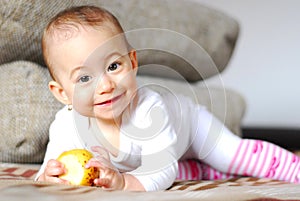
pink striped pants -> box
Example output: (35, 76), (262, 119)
(177, 139), (300, 182)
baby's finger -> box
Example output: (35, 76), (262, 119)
(93, 178), (111, 189)
(86, 157), (111, 168)
(45, 166), (66, 177)
(45, 160), (66, 177)
(91, 146), (110, 159)
(94, 156), (116, 170)
(85, 158), (102, 168)
(45, 176), (70, 185)
(47, 159), (64, 168)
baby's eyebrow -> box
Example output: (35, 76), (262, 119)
(69, 66), (84, 79)
(104, 51), (123, 61)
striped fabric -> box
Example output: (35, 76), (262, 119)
(228, 139), (300, 183)
(177, 160), (235, 181)
(177, 140), (300, 183)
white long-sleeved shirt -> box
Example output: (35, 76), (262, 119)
(36, 87), (241, 191)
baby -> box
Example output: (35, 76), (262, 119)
(36, 5), (300, 191)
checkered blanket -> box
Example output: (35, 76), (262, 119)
(1, 163), (300, 201)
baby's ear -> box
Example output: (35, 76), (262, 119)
(48, 81), (71, 105)
(129, 49), (138, 71)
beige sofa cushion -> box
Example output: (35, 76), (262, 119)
(0, 0), (239, 82)
(0, 61), (63, 163)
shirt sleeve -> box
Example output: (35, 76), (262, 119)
(35, 106), (81, 180)
(127, 114), (178, 191)
(122, 89), (179, 191)
(127, 144), (178, 191)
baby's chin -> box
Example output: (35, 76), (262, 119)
(92, 107), (125, 122)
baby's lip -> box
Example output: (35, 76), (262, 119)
(95, 93), (123, 106)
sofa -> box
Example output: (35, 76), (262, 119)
(1, 0), (300, 200)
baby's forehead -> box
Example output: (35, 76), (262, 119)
(48, 24), (104, 42)
(50, 25), (128, 53)
(49, 25), (128, 60)
(45, 23), (129, 65)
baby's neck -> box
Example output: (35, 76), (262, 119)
(94, 117), (121, 157)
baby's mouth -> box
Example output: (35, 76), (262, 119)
(99, 99), (113, 105)
(96, 94), (123, 106)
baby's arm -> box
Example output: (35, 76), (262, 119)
(35, 106), (79, 181)
(126, 144), (178, 191)
(86, 141), (178, 191)
(86, 146), (145, 191)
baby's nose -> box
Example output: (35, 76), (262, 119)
(96, 74), (115, 95)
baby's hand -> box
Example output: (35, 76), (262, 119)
(86, 146), (125, 190)
(37, 159), (69, 184)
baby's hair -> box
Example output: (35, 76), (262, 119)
(42, 5), (129, 80)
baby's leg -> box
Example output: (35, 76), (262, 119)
(203, 129), (300, 182)
(193, 108), (300, 183)
(202, 129), (300, 182)
(227, 139), (300, 183)
(177, 160), (203, 180)
(177, 160), (237, 180)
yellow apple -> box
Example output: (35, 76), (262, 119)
(57, 149), (99, 186)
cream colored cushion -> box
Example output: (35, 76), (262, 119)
(0, 61), (63, 163)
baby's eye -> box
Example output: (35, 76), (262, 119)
(78, 75), (92, 83)
(107, 62), (120, 72)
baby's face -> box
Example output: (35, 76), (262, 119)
(49, 26), (138, 122)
